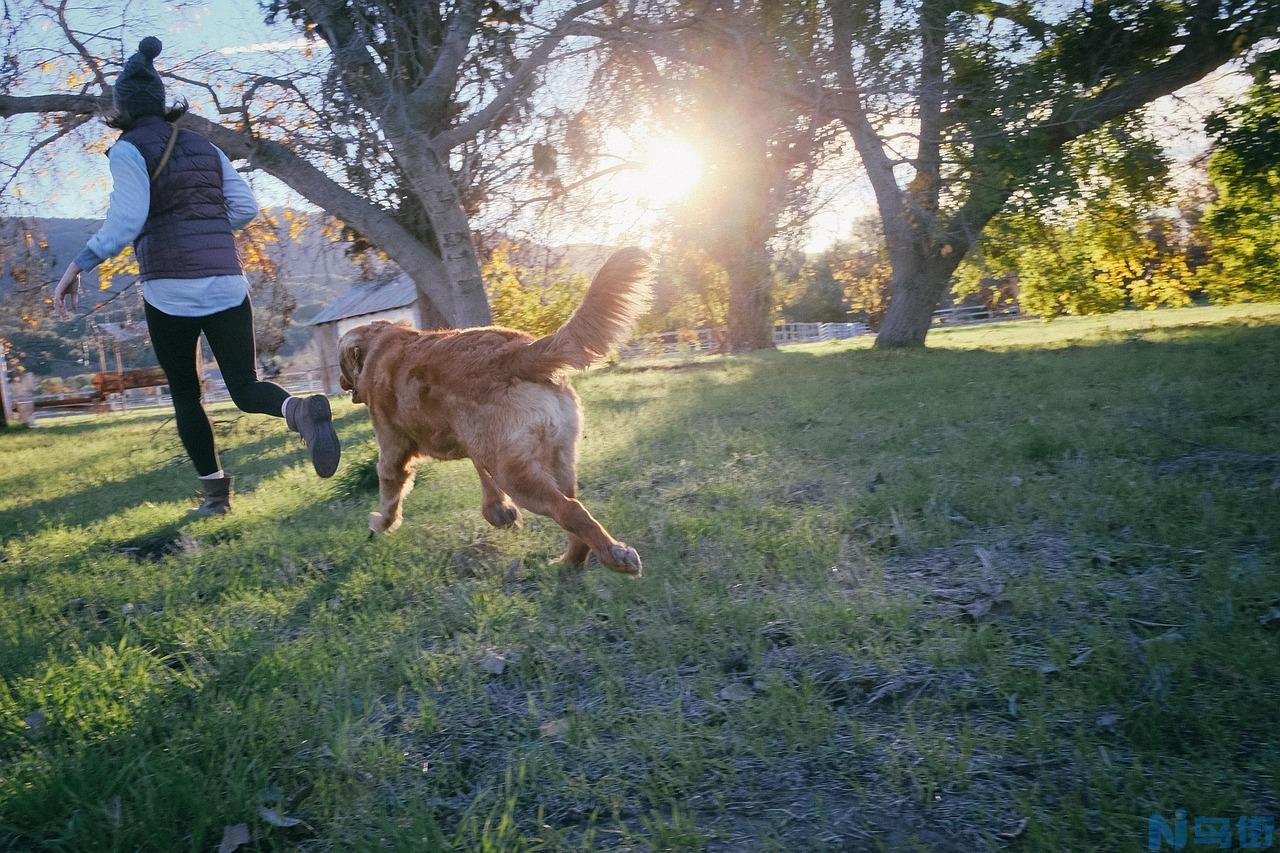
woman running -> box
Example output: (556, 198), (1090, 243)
(51, 37), (340, 515)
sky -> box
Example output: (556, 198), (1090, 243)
(0, 0), (1251, 255)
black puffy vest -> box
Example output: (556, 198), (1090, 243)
(119, 115), (243, 280)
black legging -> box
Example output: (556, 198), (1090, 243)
(144, 296), (290, 476)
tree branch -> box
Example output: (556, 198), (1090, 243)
(958, 0), (1049, 42)
(827, 1), (911, 253)
(0, 112), (92, 197)
(0, 91), (456, 318)
(297, 0), (393, 108)
(51, 0), (109, 91)
(942, 15), (1278, 255)
(431, 0), (608, 152)
(908, 0), (947, 219)
(409, 0), (483, 125)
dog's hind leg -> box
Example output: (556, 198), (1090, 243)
(370, 442), (415, 535)
(550, 447), (589, 567)
(558, 535), (591, 567)
(491, 459), (641, 577)
(474, 463), (522, 529)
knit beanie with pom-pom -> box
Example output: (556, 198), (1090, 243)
(113, 37), (165, 118)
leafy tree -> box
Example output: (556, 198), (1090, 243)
(821, 0), (1280, 347)
(783, 255), (850, 324)
(482, 242), (589, 337)
(956, 206), (1199, 319)
(589, 0), (833, 350)
(1198, 70), (1280, 302)
(634, 245), (729, 351)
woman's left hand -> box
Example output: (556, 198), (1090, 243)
(53, 264), (81, 320)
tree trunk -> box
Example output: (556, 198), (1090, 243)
(392, 134), (492, 328)
(725, 247), (776, 352)
(874, 251), (954, 348)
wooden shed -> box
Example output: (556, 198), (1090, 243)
(308, 274), (423, 394)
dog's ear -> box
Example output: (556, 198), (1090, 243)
(338, 337), (366, 404)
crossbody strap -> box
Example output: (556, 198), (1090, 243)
(150, 119), (182, 182)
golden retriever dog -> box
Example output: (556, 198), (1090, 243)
(338, 247), (651, 576)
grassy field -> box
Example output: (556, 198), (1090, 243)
(1, 303), (1278, 851)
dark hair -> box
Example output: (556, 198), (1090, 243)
(105, 98), (189, 131)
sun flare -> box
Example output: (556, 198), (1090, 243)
(622, 137), (704, 208)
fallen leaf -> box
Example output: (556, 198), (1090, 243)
(717, 683), (753, 702)
(783, 481), (825, 504)
(1070, 648), (1093, 668)
(1095, 712), (1122, 730)
(866, 674), (932, 705)
(760, 619), (798, 647)
(973, 546), (994, 572)
(962, 596), (993, 617)
(965, 598), (994, 620)
(1260, 607), (1280, 628)
(1007, 693), (1018, 718)
(1038, 663), (1060, 675)
(218, 824), (250, 853)
(23, 709), (47, 737)
(104, 795), (121, 827)
(479, 650), (508, 675)
(539, 718), (570, 737)
(999, 818), (1029, 840)
(1008, 475), (1023, 487)
(259, 807), (302, 827)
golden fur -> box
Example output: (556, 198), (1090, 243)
(338, 247), (652, 575)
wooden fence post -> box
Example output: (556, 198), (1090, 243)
(0, 344), (12, 429)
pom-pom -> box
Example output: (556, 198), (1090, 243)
(138, 36), (162, 60)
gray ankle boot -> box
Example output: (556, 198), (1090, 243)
(191, 475), (233, 516)
(285, 395), (341, 478)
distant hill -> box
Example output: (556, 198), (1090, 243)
(1, 214), (615, 315)
(0, 212), (376, 320)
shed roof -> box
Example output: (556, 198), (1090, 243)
(307, 274), (417, 326)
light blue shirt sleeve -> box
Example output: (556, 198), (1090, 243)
(75, 140), (260, 272)
(217, 146), (259, 229)
(74, 142), (149, 272)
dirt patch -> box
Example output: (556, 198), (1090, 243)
(782, 480), (827, 505)
(118, 532), (196, 562)
(1156, 449), (1280, 486)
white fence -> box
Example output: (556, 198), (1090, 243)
(932, 305), (1021, 326)
(20, 306), (1029, 418)
(618, 322), (872, 359)
(25, 368), (330, 418)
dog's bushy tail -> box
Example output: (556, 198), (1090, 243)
(509, 247), (652, 381)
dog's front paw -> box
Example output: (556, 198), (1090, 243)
(482, 499), (522, 529)
(600, 543), (642, 578)
(368, 511), (402, 535)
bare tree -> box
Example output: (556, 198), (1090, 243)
(0, 0), (617, 327)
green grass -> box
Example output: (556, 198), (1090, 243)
(2, 303), (1278, 851)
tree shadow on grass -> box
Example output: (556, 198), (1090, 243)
(0, 513), (378, 850)
(2, 322), (1276, 850)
